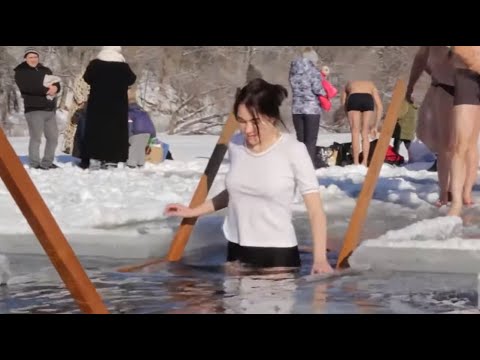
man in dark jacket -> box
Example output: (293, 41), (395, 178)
(14, 47), (61, 169)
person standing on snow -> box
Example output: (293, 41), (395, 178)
(447, 46), (480, 216)
(406, 46), (456, 208)
(289, 47), (326, 165)
(14, 47), (61, 170)
(341, 80), (383, 166)
(82, 46), (136, 170)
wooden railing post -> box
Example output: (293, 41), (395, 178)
(118, 113), (238, 273)
(0, 129), (108, 314)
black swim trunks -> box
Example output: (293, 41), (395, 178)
(454, 68), (480, 106)
(346, 93), (374, 112)
(226, 241), (301, 268)
(432, 82), (455, 97)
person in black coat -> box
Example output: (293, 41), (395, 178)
(83, 46), (136, 169)
(14, 47), (61, 169)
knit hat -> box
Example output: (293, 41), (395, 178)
(24, 47), (39, 58)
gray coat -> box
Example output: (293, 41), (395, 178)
(289, 57), (326, 115)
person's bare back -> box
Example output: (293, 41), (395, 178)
(407, 46), (454, 102)
(346, 80), (377, 95)
(342, 80), (383, 122)
(408, 46), (456, 209)
(427, 46), (455, 85)
(451, 46), (480, 73)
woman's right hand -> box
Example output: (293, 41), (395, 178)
(164, 203), (198, 218)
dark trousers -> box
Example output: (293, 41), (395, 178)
(25, 110), (58, 168)
(72, 117), (90, 168)
(292, 114), (320, 164)
(392, 122), (411, 153)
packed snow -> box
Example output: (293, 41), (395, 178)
(349, 216), (480, 274)
(1, 131), (480, 275)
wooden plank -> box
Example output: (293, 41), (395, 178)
(117, 113), (238, 273)
(0, 129), (108, 314)
(336, 79), (407, 269)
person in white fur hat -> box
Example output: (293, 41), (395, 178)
(96, 46), (125, 62)
(82, 46), (136, 169)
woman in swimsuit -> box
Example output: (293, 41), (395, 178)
(447, 46), (480, 216)
(341, 80), (383, 166)
(406, 46), (456, 208)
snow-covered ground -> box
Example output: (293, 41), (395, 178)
(2, 131), (480, 275)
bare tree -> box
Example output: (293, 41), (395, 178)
(0, 46), (425, 136)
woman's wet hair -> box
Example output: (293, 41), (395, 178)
(233, 78), (288, 133)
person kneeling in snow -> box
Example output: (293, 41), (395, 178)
(71, 101), (90, 169)
(127, 98), (156, 168)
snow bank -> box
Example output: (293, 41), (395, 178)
(350, 217), (480, 274)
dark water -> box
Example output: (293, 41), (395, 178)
(0, 247), (478, 314)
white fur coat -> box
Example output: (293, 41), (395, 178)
(96, 46), (125, 62)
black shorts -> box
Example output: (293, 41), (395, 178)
(226, 241), (301, 268)
(454, 69), (480, 106)
(432, 82), (455, 97)
(346, 93), (374, 112)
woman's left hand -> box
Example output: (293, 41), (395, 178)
(311, 259), (334, 275)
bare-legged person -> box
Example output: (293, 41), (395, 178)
(341, 81), (383, 166)
(406, 46), (456, 207)
(463, 143), (479, 206)
(449, 105), (480, 215)
(347, 110), (361, 165)
(448, 47), (480, 216)
(449, 105), (480, 214)
(436, 150), (453, 206)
